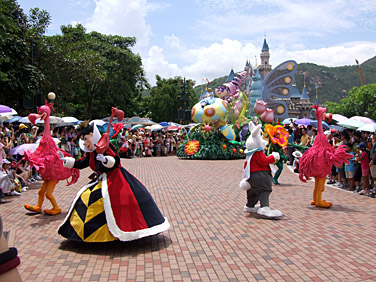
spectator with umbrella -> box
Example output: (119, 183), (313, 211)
(299, 128), (311, 147)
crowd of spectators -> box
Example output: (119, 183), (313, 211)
(286, 122), (376, 197)
(0, 121), (183, 204)
(117, 128), (182, 158)
(2, 119), (376, 203)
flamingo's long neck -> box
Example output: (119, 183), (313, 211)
(44, 114), (51, 137)
(316, 111), (325, 140)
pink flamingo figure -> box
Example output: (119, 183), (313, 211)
(24, 101), (79, 215)
(299, 104), (352, 208)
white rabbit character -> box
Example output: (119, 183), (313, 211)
(239, 121), (282, 219)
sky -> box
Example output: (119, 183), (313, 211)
(17, 0), (376, 86)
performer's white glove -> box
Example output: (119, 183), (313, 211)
(96, 154), (107, 164)
(96, 153), (115, 168)
(271, 152), (280, 161)
(58, 151), (67, 165)
(58, 150), (75, 168)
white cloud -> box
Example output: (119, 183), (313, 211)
(82, 0), (376, 87)
(85, 0), (152, 48)
(143, 38), (259, 85)
(143, 46), (181, 84)
(271, 41), (376, 67)
(143, 37), (376, 86)
(196, 0), (376, 46)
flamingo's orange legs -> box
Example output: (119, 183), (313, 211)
(313, 177), (332, 208)
(25, 180), (61, 215)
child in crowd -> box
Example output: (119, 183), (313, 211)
(292, 151), (302, 173)
(344, 143), (355, 191)
(357, 142), (370, 195)
(0, 159), (20, 196)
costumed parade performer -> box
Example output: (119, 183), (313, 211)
(240, 121), (282, 219)
(299, 104), (352, 208)
(58, 108), (170, 242)
(264, 123), (289, 185)
(24, 102), (80, 215)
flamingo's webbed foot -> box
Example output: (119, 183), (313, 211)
(24, 204), (42, 213)
(315, 200), (332, 208)
(44, 208), (62, 215)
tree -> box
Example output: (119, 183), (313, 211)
(0, 0), (50, 113)
(326, 83), (376, 120)
(37, 24), (147, 119)
(147, 76), (196, 122)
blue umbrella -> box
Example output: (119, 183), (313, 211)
(310, 120), (329, 130)
(159, 122), (169, 127)
(8, 116), (21, 123)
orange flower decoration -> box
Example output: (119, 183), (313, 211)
(264, 124), (289, 147)
(184, 140), (200, 156)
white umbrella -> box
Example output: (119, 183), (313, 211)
(338, 119), (365, 129)
(0, 115), (13, 122)
(62, 116), (79, 124)
(145, 126), (152, 130)
(350, 116), (375, 124)
(36, 138), (61, 145)
(332, 114), (348, 123)
(356, 123), (376, 133)
(9, 143), (38, 155)
(35, 116), (64, 124)
(18, 116), (31, 123)
(89, 119), (106, 126)
(18, 116), (64, 124)
(150, 124), (163, 131)
(282, 118), (297, 125)
(167, 122), (181, 127)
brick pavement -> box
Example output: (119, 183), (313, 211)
(1, 156), (376, 282)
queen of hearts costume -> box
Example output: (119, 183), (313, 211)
(58, 123), (170, 242)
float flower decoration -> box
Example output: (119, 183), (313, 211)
(264, 124), (289, 147)
(253, 99), (267, 115)
(184, 140), (200, 156)
(260, 108), (275, 123)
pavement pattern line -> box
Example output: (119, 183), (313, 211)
(1, 156), (375, 282)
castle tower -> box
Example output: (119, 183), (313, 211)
(259, 36), (272, 79)
(225, 68), (236, 82)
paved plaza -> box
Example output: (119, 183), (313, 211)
(1, 156), (376, 281)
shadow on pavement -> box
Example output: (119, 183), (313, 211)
(305, 205), (360, 213)
(58, 234), (172, 256)
(28, 212), (69, 227)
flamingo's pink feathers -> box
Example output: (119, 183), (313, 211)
(299, 105), (352, 182)
(25, 105), (79, 185)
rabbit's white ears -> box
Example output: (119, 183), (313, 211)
(251, 124), (262, 138)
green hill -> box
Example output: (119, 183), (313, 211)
(194, 56), (376, 104)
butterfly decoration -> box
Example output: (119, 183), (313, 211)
(261, 60), (297, 120)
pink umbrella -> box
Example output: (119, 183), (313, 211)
(350, 116), (375, 124)
(166, 126), (180, 131)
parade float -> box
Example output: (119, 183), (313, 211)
(176, 70), (249, 159)
(177, 60), (298, 160)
